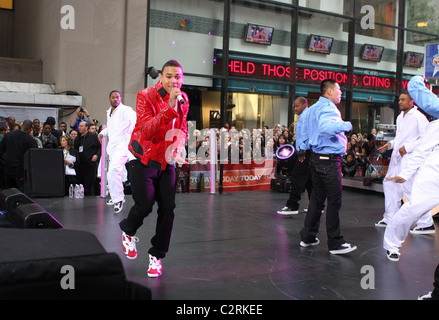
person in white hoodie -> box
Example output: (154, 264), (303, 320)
(383, 76), (438, 262)
(99, 90), (137, 213)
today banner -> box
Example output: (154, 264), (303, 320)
(179, 160), (276, 192)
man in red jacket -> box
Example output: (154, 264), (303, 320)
(119, 60), (189, 278)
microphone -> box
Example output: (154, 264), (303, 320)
(177, 94), (185, 104)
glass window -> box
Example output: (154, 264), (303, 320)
(149, 0), (224, 84)
(343, 0), (397, 40)
(226, 0), (293, 130)
(406, 0), (439, 45)
(297, 11), (350, 118)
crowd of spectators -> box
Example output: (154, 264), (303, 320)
(341, 129), (391, 181)
(185, 123), (295, 163)
(0, 110), (103, 195)
(185, 122), (390, 184)
(1, 112), (391, 196)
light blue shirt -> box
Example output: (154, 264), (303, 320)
(408, 75), (439, 119)
(303, 96), (352, 155)
(295, 107), (309, 152)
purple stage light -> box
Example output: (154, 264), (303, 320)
(276, 144), (295, 160)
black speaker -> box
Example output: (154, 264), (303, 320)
(0, 229), (151, 300)
(0, 188), (35, 228)
(0, 188), (34, 215)
(0, 188), (63, 229)
(13, 203), (63, 229)
(24, 148), (65, 197)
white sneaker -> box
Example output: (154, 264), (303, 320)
(410, 225), (436, 235)
(147, 254), (162, 278)
(386, 250), (400, 262)
(277, 206), (299, 215)
(114, 200), (125, 213)
(300, 238), (320, 247)
(329, 243), (357, 255)
(375, 219), (387, 227)
(106, 199), (114, 206)
(418, 291), (433, 300)
(122, 232), (138, 260)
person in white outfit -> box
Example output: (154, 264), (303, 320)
(405, 76), (439, 299)
(383, 76), (438, 262)
(375, 92), (429, 228)
(99, 90), (137, 213)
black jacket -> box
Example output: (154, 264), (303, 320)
(74, 132), (101, 164)
(39, 133), (59, 149)
(0, 130), (38, 178)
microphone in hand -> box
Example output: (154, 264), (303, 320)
(177, 94), (185, 104)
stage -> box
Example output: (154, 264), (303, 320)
(14, 188), (439, 300)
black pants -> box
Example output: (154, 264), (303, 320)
(76, 162), (98, 196)
(286, 152), (312, 210)
(64, 175), (77, 196)
(119, 160), (176, 259)
(300, 153), (345, 250)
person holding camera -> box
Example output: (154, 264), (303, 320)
(70, 107), (92, 131)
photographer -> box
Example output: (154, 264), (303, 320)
(70, 107), (92, 131)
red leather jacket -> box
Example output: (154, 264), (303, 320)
(129, 81), (189, 170)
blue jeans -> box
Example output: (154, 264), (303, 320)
(300, 153), (345, 250)
(119, 160), (176, 259)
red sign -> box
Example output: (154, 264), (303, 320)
(221, 162), (275, 191)
(179, 160), (276, 192)
(219, 59), (410, 91)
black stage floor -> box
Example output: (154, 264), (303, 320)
(30, 188), (438, 300)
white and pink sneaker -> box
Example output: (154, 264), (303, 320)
(147, 254), (162, 278)
(122, 232), (138, 260)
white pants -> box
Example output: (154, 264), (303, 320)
(107, 147), (130, 203)
(383, 151), (438, 253)
(382, 176), (412, 223)
(382, 154), (430, 226)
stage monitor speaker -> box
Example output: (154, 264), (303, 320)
(0, 229), (151, 300)
(0, 188), (62, 229)
(24, 148), (65, 197)
(12, 203), (63, 229)
(0, 188), (34, 228)
(0, 188), (34, 219)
